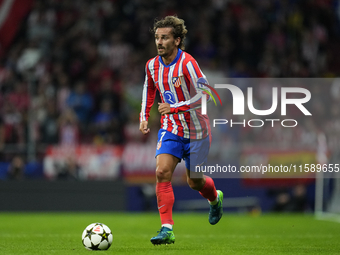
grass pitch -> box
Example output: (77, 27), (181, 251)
(0, 212), (339, 255)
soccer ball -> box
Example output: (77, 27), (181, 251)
(82, 223), (113, 250)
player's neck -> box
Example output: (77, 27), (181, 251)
(162, 48), (178, 65)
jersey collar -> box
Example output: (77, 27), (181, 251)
(159, 49), (182, 67)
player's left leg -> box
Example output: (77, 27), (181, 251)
(185, 135), (223, 225)
(186, 170), (223, 225)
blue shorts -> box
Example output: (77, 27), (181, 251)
(155, 129), (210, 170)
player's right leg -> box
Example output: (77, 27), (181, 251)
(150, 226), (175, 245)
(151, 130), (184, 245)
(151, 153), (179, 245)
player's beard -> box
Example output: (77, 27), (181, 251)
(157, 42), (176, 58)
(157, 46), (167, 57)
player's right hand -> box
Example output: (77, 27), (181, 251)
(139, 121), (150, 135)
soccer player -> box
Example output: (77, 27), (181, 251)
(139, 16), (223, 245)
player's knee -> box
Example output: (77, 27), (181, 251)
(156, 167), (172, 182)
(187, 177), (205, 191)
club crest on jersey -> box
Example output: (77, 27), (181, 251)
(172, 76), (183, 88)
(164, 91), (176, 104)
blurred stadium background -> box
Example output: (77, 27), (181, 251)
(0, 0), (340, 218)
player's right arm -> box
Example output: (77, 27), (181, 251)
(139, 120), (150, 135)
(139, 60), (156, 135)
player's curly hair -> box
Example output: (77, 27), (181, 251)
(153, 15), (188, 50)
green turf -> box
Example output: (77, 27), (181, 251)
(0, 212), (339, 254)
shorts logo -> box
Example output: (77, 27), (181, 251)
(157, 131), (166, 150)
(157, 141), (162, 150)
(164, 91), (176, 104)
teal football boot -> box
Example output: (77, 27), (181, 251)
(150, 227), (175, 245)
(209, 190), (223, 225)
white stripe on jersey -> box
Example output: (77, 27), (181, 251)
(186, 61), (203, 139)
(167, 64), (179, 135)
(177, 53), (190, 138)
(140, 73), (148, 121)
(178, 113), (189, 138)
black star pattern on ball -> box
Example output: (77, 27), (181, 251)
(101, 230), (109, 242)
(91, 244), (101, 250)
(85, 228), (95, 238)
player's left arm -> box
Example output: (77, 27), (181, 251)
(168, 60), (212, 114)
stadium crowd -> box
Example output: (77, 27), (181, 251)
(0, 0), (339, 164)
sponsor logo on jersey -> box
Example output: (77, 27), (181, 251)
(164, 91), (176, 104)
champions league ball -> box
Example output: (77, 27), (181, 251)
(82, 223), (113, 250)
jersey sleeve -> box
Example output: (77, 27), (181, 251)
(169, 59), (211, 114)
(140, 61), (156, 122)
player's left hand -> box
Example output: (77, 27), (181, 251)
(158, 102), (171, 115)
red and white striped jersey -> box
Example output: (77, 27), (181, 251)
(140, 49), (211, 139)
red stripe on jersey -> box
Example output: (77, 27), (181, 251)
(153, 57), (160, 99)
(162, 66), (170, 92)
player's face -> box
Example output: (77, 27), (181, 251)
(155, 28), (180, 58)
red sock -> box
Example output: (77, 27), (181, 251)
(156, 182), (174, 225)
(199, 176), (218, 202)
